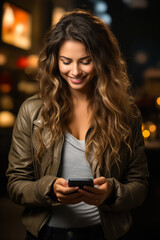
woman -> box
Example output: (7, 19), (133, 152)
(7, 9), (149, 240)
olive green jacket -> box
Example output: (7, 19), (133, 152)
(6, 95), (149, 240)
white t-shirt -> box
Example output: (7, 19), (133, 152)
(48, 132), (101, 228)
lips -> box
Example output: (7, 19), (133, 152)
(68, 75), (87, 84)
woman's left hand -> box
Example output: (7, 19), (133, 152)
(78, 177), (113, 206)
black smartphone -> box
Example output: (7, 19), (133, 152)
(68, 178), (94, 188)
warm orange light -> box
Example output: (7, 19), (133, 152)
(2, 3), (31, 49)
(142, 129), (150, 138)
(52, 7), (65, 25)
(0, 83), (12, 93)
(27, 55), (38, 68)
(0, 111), (15, 127)
(149, 124), (156, 133)
(17, 80), (38, 94)
(156, 97), (160, 106)
(0, 95), (14, 110)
(3, 4), (14, 27)
(0, 53), (7, 65)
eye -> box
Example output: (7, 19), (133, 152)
(61, 60), (71, 65)
(80, 60), (92, 65)
(63, 62), (71, 65)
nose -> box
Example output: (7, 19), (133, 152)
(71, 63), (81, 76)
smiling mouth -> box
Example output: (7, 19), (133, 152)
(68, 75), (87, 84)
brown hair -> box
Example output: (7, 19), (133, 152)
(36, 9), (137, 170)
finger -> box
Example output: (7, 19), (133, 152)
(78, 187), (107, 203)
(82, 185), (100, 194)
(57, 191), (83, 201)
(93, 177), (107, 186)
(54, 178), (68, 195)
(62, 186), (79, 195)
(55, 178), (68, 187)
(56, 185), (79, 195)
(78, 188), (97, 199)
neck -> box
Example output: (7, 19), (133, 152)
(70, 87), (93, 104)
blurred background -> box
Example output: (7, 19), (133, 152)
(0, 0), (160, 239)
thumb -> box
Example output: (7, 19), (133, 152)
(94, 177), (106, 186)
(56, 178), (68, 187)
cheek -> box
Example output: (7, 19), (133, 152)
(59, 63), (69, 74)
(86, 65), (95, 76)
(84, 62), (95, 72)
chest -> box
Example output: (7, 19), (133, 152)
(68, 104), (92, 140)
(58, 133), (93, 179)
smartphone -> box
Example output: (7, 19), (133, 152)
(68, 178), (94, 188)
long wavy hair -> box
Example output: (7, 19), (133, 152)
(36, 9), (137, 170)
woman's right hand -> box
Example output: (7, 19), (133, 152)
(53, 178), (84, 204)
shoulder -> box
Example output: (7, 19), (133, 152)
(17, 94), (44, 122)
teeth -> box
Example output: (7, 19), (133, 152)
(70, 77), (83, 81)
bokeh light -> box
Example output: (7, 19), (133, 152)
(142, 129), (150, 139)
(0, 111), (15, 127)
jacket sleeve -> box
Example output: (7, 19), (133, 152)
(100, 114), (149, 212)
(6, 99), (58, 208)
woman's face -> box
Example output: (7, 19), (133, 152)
(58, 40), (95, 94)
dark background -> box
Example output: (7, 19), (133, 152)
(0, 0), (160, 239)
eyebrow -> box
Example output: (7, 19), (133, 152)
(59, 56), (91, 60)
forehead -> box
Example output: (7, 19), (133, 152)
(59, 40), (89, 58)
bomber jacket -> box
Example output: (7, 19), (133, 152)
(6, 95), (149, 240)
